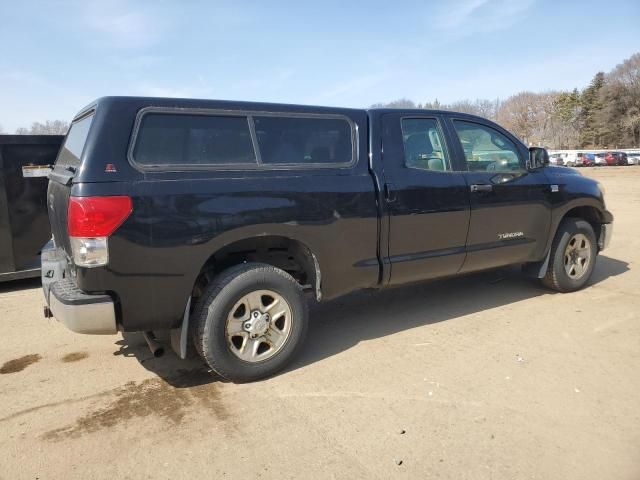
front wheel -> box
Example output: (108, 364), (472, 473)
(541, 218), (597, 292)
(192, 263), (308, 382)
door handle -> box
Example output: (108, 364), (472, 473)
(384, 183), (396, 202)
(470, 184), (493, 193)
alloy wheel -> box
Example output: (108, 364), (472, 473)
(225, 290), (292, 363)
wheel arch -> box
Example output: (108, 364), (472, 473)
(561, 205), (605, 239)
(548, 200), (609, 252)
(527, 201), (608, 279)
(191, 235), (322, 303)
(170, 234), (321, 360)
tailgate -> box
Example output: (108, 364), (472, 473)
(47, 179), (73, 256)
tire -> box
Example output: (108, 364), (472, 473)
(191, 262), (308, 382)
(541, 218), (597, 292)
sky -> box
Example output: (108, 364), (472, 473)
(0, 0), (639, 132)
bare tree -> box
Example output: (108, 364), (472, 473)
(447, 100), (481, 115)
(529, 91), (562, 146)
(495, 92), (538, 143)
(597, 53), (640, 146)
(15, 120), (69, 135)
(370, 98), (418, 109)
(474, 99), (501, 120)
(421, 99), (443, 110)
(392, 98), (500, 119)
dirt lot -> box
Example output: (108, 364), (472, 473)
(1, 167), (639, 480)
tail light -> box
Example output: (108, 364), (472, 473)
(68, 196), (132, 267)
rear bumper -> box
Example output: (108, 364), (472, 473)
(42, 241), (117, 335)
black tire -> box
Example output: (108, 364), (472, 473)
(541, 218), (597, 292)
(191, 262), (308, 382)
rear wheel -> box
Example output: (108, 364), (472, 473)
(192, 263), (308, 382)
(542, 218), (597, 292)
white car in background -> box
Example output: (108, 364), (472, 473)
(594, 153), (607, 166)
(549, 153), (565, 166)
(627, 152), (640, 165)
(564, 152), (580, 167)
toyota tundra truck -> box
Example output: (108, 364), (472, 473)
(41, 97), (613, 382)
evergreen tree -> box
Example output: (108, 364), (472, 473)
(579, 72), (605, 147)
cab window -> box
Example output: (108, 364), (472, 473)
(401, 118), (450, 171)
(452, 120), (524, 172)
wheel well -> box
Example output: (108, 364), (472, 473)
(563, 206), (603, 238)
(192, 236), (320, 301)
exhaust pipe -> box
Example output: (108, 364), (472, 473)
(142, 331), (164, 358)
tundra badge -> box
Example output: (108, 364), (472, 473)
(498, 232), (524, 240)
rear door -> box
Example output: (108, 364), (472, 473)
(445, 116), (552, 272)
(381, 113), (470, 285)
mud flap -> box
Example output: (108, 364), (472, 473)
(522, 249), (551, 279)
(170, 297), (191, 359)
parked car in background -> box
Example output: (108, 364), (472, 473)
(581, 153), (596, 167)
(626, 152), (640, 165)
(549, 153), (565, 166)
(605, 151), (628, 166)
(564, 152), (581, 167)
(594, 153), (607, 166)
(619, 152), (629, 165)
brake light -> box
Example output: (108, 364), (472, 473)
(68, 196), (132, 237)
(67, 196), (132, 268)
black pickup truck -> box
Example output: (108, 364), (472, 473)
(42, 97), (613, 382)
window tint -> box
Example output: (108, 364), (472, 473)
(453, 120), (523, 172)
(133, 113), (256, 167)
(401, 118), (450, 171)
(253, 116), (352, 165)
(56, 114), (94, 168)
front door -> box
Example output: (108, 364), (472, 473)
(381, 113), (470, 285)
(445, 117), (552, 272)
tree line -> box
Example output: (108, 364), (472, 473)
(14, 120), (70, 135)
(0, 119), (69, 135)
(373, 52), (640, 149)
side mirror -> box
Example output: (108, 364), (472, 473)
(528, 147), (549, 169)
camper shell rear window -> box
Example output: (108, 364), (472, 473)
(56, 113), (94, 169)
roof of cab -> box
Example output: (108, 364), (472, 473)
(366, 107), (491, 122)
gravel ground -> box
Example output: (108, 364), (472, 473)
(1, 166), (639, 480)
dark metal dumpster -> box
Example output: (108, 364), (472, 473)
(0, 135), (64, 282)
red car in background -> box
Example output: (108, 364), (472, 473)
(581, 153), (596, 166)
(605, 152), (628, 166)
